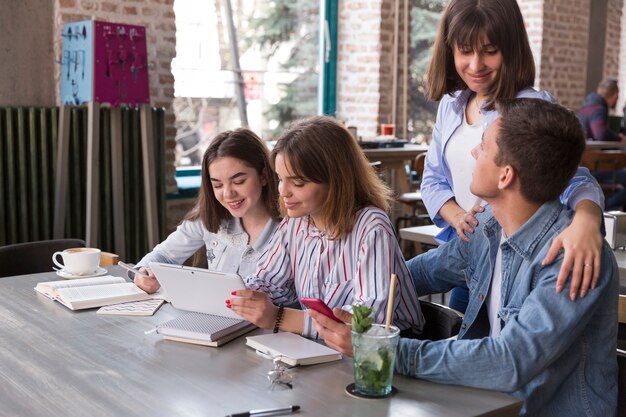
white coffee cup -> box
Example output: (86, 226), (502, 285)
(52, 248), (101, 275)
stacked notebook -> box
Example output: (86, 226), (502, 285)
(156, 311), (256, 347)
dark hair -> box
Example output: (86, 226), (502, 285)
(270, 116), (392, 239)
(597, 78), (619, 97)
(186, 128), (280, 232)
(494, 98), (585, 203)
(426, 0), (535, 110)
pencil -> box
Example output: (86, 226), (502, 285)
(386, 273), (397, 330)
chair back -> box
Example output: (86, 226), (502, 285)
(581, 150), (626, 172)
(418, 300), (463, 340)
(0, 239), (85, 278)
(413, 153), (426, 179)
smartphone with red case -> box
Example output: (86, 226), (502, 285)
(301, 298), (343, 322)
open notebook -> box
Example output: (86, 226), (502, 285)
(156, 311), (256, 347)
(34, 276), (160, 310)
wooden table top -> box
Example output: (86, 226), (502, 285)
(0, 267), (522, 417)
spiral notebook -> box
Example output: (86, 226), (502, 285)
(155, 311), (256, 347)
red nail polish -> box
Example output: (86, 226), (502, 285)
(225, 300), (231, 305)
(231, 291), (237, 295)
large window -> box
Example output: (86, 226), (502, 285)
(407, 0), (446, 142)
(172, 0), (321, 166)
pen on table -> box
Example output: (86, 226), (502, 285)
(225, 405), (300, 417)
(117, 261), (149, 279)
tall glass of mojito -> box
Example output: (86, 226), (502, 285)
(351, 324), (400, 397)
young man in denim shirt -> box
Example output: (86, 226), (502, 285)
(402, 99), (618, 416)
(311, 99), (618, 416)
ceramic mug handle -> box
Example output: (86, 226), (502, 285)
(52, 251), (65, 270)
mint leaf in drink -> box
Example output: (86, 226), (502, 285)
(352, 305), (374, 333)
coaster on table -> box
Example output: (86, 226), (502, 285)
(344, 383), (397, 399)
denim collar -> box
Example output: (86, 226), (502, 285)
(483, 200), (564, 260)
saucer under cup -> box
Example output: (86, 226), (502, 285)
(56, 266), (108, 279)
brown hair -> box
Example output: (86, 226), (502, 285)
(426, 0), (535, 110)
(186, 128), (280, 232)
(270, 116), (393, 239)
(494, 98), (585, 203)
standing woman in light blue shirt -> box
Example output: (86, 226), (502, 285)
(420, 0), (604, 311)
(132, 129), (281, 293)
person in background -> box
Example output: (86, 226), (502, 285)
(579, 79), (626, 210)
(420, 0), (605, 312)
(578, 78), (625, 142)
(132, 129), (281, 293)
(227, 116), (424, 339)
(311, 99), (618, 416)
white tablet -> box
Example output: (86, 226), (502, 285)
(149, 262), (245, 319)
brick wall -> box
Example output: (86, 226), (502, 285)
(518, 0), (545, 89)
(53, 0), (177, 193)
(520, 0), (624, 111)
(619, 1), (626, 112)
(604, 0), (624, 80)
(336, 0), (408, 139)
(535, 0), (590, 109)
(336, 0), (383, 138)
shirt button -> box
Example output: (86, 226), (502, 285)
(211, 241), (218, 247)
(461, 323), (467, 329)
(479, 293), (484, 301)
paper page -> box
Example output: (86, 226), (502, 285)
(58, 283), (145, 301)
(97, 299), (165, 316)
(55, 283), (150, 309)
(34, 275), (126, 298)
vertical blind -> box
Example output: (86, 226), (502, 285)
(0, 106), (166, 262)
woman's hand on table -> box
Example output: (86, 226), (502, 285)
(310, 308), (354, 356)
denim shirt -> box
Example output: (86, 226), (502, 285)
(421, 88), (605, 242)
(400, 201), (618, 416)
(136, 217), (279, 278)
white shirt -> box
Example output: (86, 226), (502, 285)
(444, 114), (483, 211)
(136, 217), (279, 278)
(487, 232), (507, 337)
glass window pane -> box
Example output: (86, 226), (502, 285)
(172, 0), (320, 166)
(408, 0), (446, 143)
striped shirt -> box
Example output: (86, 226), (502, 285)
(245, 206), (424, 337)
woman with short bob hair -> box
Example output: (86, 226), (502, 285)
(227, 116), (424, 339)
(420, 0), (605, 312)
(132, 128), (281, 294)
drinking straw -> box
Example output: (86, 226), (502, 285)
(385, 273), (397, 330)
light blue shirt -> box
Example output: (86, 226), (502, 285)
(136, 217), (279, 278)
(400, 201), (618, 416)
(421, 88), (605, 242)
